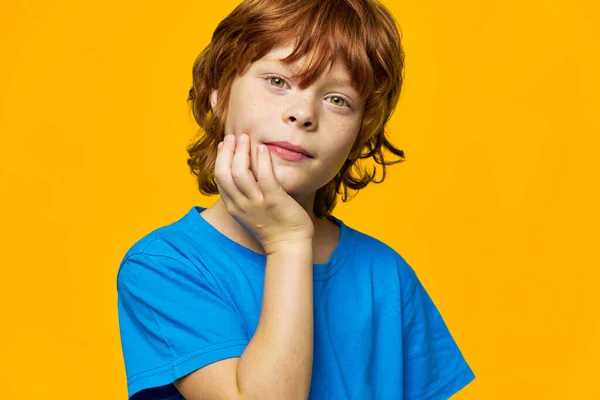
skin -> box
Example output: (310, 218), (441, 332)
(201, 44), (366, 262)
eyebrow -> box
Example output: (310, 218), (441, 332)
(259, 58), (354, 88)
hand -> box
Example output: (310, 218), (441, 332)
(214, 133), (314, 255)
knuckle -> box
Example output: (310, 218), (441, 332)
(256, 170), (268, 180)
(262, 196), (277, 209)
(226, 202), (239, 215)
(230, 202), (248, 217)
(231, 165), (247, 180)
(231, 168), (244, 180)
(214, 169), (226, 181)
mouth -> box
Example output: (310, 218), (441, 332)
(263, 141), (314, 162)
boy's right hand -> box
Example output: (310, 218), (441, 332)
(214, 133), (315, 255)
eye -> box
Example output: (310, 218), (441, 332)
(265, 74), (288, 88)
(327, 96), (349, 108)
(264, 74), (351, 109)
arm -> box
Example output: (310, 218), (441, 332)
(174, 243), (314, 400)
(237, 242), (314, 399)
(174, 133), (316, 399)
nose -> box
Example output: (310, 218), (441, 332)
(284, 97), (318, 131)
(288, 115), (311, 127)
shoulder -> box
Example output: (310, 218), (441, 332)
(346, 225), (412, 267)
(121, 213), (191, 260)
(342, 223), (419, 289)
(116, 211), (205, 285)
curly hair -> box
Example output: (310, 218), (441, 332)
(187, 0), (406, 218)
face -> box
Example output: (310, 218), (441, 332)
(210, 45), (365, 200)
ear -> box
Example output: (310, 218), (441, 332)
(210, 89), (218, 111)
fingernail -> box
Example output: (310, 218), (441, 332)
(218, 141), (223, 149)
(237, 134), (245, 144)
(225, 135), (234, 142)
(258, 144), (266, 153)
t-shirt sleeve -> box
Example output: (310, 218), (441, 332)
(117, 252), (250, 399)
(400, 263), (475, 400)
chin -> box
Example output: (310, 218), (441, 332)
(273, 168), (312, 196)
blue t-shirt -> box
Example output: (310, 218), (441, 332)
(117, 205), (475, 399)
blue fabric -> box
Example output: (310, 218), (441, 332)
(117, 206), (475, 399)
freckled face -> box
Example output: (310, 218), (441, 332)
(211, 45), (365, 197)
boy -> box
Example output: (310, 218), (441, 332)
(117, 0), (475, 399)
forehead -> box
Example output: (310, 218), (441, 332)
(256, 45), (353, 86)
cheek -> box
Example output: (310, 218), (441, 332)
(229, 96), (269, 135)
(327, 132), (357, 159)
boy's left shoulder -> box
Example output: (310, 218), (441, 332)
(346, 224), (410, 266)
(344, 226), (420, 291)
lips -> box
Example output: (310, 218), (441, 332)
(263, 141), (313, 158)
(265, 144), (309, 162)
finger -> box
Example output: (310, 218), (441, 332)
(215, 142), (234, 205)
(214, 135), (244, 200)
(215, 171), (236, 210)
(231, 133), (261, 199)
(256, 144), (281, 196)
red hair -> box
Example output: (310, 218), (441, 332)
(187, 0), (406, 218)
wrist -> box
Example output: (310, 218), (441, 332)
(264, 238), (313, 256)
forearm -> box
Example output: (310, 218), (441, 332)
(237, 241), (314, 400)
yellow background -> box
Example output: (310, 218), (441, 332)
(1, 0), (598, 398)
